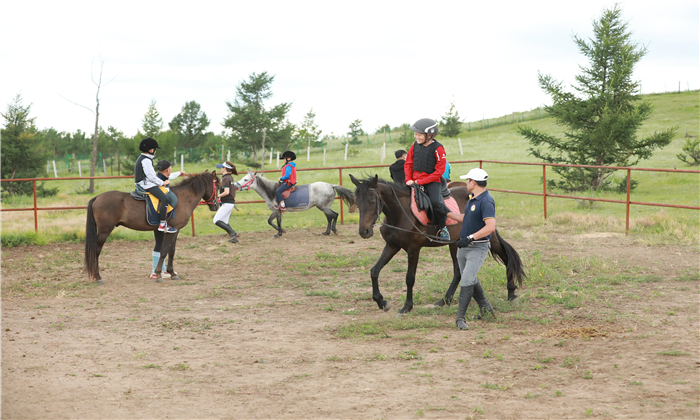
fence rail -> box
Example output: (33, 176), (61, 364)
(2, 161), (698, 236)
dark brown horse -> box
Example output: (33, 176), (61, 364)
(85, 171), (220, 284)
(350, 174), (525, 314)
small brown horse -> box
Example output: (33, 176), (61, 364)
(85, 171), (220, 284)
(351, 174), (525, 314)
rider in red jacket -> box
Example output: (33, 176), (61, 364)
(404, 118), (450, 241)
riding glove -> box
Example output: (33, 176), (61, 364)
(456, 236), (474, 248)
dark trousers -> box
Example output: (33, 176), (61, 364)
(275, 183), (292, 202)
(423, 181), (448, 229)
(146, 186), (169, 221)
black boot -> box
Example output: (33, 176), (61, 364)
(472, 281), (495, 320)
(455, 285), (475, 330)
(215, 221), (239, 243)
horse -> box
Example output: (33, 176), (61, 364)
(85, 171), (221, 284)
(235, 169), (356, 238)
(350, 174), (525, 314)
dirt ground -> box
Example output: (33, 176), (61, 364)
(1, 224), (698, 419)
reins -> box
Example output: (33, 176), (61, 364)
(370, 184), (456, 244)
(203, 178), (219, 205)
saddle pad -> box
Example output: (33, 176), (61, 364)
(284, 184), (310, 208)
(281, 186), (297, 199)
(145, 188), (174, 226)
(410, 189), (460, 227)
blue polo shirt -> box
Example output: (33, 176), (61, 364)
(459, 190), (495, 240)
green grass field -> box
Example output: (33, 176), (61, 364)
(1, 91), (698, 247)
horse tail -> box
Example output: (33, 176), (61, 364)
(333, 185), (355, 208)
(85, 196), (99, 280)
(492, 229), (526, 287)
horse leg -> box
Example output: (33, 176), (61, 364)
(399, 250), (421, 314)
(435, 243), (462, 307)
(268, 212), (283, 238)
(93, 229), (113, 284)
(167, 232), (180, 280)
(155, 233), (177, 283)
(370, 243), (401, 311)
(320, 208), (338, 236)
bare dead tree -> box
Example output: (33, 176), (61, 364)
(57, 59), (116, 193)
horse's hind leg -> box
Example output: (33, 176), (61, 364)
(93, 229), (113, 284)
(320, 207), (338, 236)
(167, 232), (180, 280)
(490, 234), (518, 301)
(435, 244), (461, 307)
(268, 212), (284, 238)
(370, 243), (401, 311)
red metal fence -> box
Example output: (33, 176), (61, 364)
(2, 161), (698, 235)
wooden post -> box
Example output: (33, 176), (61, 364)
(543, 165), (547, 220)
(344, 140), (349, 161)
(33, 180), (38, 232)
(458, 138), (463, 155)
(625, 169), (631, 235)
(52, 160), (58, 178)
(276, 151), (280, 168)
(307, 146), (310, 162)
(269, 147), (273, 165)
(323, 148), (326, 166)
(78, 161), (82, 177)
(103, 159), (107, 175)
(181, 155), (184, 172)
(227, 150), (231, 161)
(261, 128), (266, 171)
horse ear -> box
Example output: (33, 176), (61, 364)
(369, 175), (378, 188)
(350, 174), (360, 187)
(212, 170), (217, 177)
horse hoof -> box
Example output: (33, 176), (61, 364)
(382, 301), (390, 312)
(171, 276), (180, 280)
(156, 278), (164, 283)
(95, 280), (104, 285)
(322, 232), (330, 236)
(433, 298), (447, 308)
(508, 294), (518, 301)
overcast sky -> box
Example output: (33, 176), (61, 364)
(2, 1), (698, 139)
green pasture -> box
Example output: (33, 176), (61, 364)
(1, 91), (698, 247)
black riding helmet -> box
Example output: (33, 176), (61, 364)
(139, 137), (160, 153)
(281, 151), (296, 161)
(409, 118), (439, 137)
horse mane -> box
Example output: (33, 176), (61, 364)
(171, 172), (213, 196)
(354, 175), (410, 197)
(252, 173), (278, 200)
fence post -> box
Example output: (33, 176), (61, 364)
(344, 141), (349, 161)
(181, 155), (184, 172)
(543, 165), (547, 220)
(458, 138), (463, 155)
(323, 148), (326, 166)
(103, 159), (107, 176)
(52, 160), (58, 178)
(78, 161), (82, 177)
(276, 151), (280, 168)
(270, 147), (273, 165)
(191, 212), (196, 237)
(468, 122), (471, 132)
(339, 168), (344, 225)
(626, 169), (631, 235)
(33, 180), (38, 232)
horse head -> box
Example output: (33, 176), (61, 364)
(350, 174), (381, 239)
(235, 169), (257, 191)
(204, 170), (221, 211)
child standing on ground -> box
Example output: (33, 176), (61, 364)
(149, 160), (186, 279)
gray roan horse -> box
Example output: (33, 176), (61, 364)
(350, 174), (525, 314)
(236, 169), (355, 238)
(85, 171), (221, 284)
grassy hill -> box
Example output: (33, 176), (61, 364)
(2, 91), (698, 246)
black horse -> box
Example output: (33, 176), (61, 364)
(350, 174), (525, 314)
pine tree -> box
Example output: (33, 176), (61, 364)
(517, 5), (676, 193)
(348, 119), (364, 145)
(141, 100), (163, 139)
(440, 100), (462, 138)
(169, 101), (210, 149)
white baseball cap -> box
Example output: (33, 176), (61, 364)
(459, 168), (489, 181)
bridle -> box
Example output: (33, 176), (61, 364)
(203, 178), (219, 206)
(235, 173), (255, 191)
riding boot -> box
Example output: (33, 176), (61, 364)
(152, 251), (160, 274)
(455, 285), (475, 330)
(215, 220), (239, 243)
(471, 281), (496, 320)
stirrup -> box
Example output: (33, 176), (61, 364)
(437, 227), (450, 240)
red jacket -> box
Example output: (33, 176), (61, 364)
(404, 142), (447, 185)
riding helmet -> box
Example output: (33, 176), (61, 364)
(139, 137), (160, 153)
(409, 118), (439, 136)
(281, 151), (296, 161)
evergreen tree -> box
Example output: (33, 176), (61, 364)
(300, 108), (323, 148)
(169, 101), (210, 149)
(223, 72), (293, 162)
(347, 119), (364, 145)
(440, 100), (462, 138)
(1, 94), (47, 195)
(142, 100), (163, 139)
(517, 5), (676, 193)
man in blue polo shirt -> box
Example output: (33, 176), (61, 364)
(446, 168), (496, 330)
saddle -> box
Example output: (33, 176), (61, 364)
(281, 185), (297, 200)
(410, 184), (460, 227)
(131, 186), (174, 225)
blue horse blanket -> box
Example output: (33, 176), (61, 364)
(284, 184), (310, 208)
